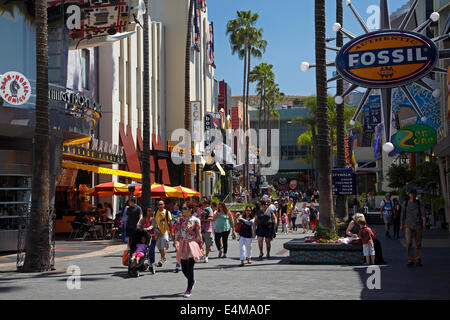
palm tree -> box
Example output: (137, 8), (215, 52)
(226, 11), (266, 191)
(184, 0), (195, 188)
(141, 0), (151, 210)
(315, 0), (334, 233)
(335, 0), (347, 221)
(22, 0), (51, 272)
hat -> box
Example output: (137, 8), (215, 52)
(385, 193), (391, 197)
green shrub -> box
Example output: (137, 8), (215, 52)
(315, 218), (340, 240)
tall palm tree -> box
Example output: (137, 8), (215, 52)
(141, 0), (151, 210)
(22, 0), (51, 272)
(226, 11), (266, 192)
(335, 0), (347, 221)
(184, 0), (195, 188)
(315, 0), (334, 233)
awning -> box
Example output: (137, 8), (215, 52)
(62, 161), (142, 180)
(216, 161), (226, 176)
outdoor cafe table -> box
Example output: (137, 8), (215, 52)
(94, 221), (114, 239)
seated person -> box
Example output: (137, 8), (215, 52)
(130, 235), (148, 268)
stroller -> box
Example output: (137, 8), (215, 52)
(127, 229), (151, 277)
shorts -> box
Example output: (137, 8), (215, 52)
(310, 220), (317, 227)
(202, 231), (213, 247)
(383, 214), (393, 225)
(156, 233), (170, 251)
(256, 226), (273, 239)
(132, 252), (145, 259)
(363, 243), (375, 257)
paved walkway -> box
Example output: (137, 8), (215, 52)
(0, 225), (449, 300)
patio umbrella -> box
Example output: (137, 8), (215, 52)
(88, 182), (132, 197)
(136, 183), (184, 198)
(174, 186), (201, 198)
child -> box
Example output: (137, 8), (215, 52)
(281, 213), (288, 234)
(357, 217), (375, 265)
(130, 235), (148, 268)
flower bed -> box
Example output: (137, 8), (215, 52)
(283, 238), (363, 265)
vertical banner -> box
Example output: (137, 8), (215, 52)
(191, 101), (202, 142)
(363, 95), (381, 133)
(200, 0), (207, 13)
(344, 135), (356, 169)
(209, 22), (216, 68)
(192, 0), (200, 52)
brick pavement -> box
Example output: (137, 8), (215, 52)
(0, 225), (449, 300)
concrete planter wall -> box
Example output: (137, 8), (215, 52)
(284, 240), (363, 265)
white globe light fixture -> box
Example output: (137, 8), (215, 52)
(383, 142), (394, 153)
(300, 62), (310, 72)
(335, 96), (344, 105)
(332, 23), (341, 32)
(349, 120), (356, 126)
(430, 12), (440, 22)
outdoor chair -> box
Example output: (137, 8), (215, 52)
(70, 221), (82, 239)
(81, 223), (98, 240)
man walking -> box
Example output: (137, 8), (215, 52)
(401, 189), (426, 267)
(154, 200), (173, 267)
(125, 198), (143, 246)
(199, 199), (214, 263)
(380, 193), (394, 238)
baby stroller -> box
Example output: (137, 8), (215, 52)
(128, 229), (151, 277)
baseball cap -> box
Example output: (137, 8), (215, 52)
(385, 193), (391, 197)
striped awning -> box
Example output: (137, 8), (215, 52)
(61, 161), (142, 180)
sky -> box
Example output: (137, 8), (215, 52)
(207, 0), (408, 97)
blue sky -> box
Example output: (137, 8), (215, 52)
(207, 0), (408, 97)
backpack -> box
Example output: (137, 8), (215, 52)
(403, 200), (422, 220)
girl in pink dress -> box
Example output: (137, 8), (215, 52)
(174, 201), (203, 298)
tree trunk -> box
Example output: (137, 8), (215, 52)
(142, 0), (151, 210)
(245, 45), (252, 191)
(185, 0), (194, 188)
(315, 0), (334, 233)
(242, 37), (248, 191)
(335, 0), (347, 221)
(23, 0), (51, 272)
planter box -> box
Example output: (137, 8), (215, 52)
(283, 240), (363, 265)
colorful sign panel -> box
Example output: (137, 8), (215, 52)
(332, 168), (357, 196)
(336, 30), (438, 88)
(0, 71), (31, 106)
(393, 124), (437, 153)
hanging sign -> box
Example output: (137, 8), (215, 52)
(0, 71), (31, 106)
(335, 30), (439, 88)
(393, 124), (437, 152)
(332, 168), (357, 196)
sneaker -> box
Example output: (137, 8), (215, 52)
(204, 257), (208, 263)
(407, 261), (414, 267)
(183, 291), (191, 298)
(247, 258), (252, 264)
(222, 254), (227, 259)
(266, 254), (270, 259)
(150, 265), (155, 274)
(156, 259), (166, 267)
(416, 260), (423, 267)
(240, 261), (245, 267)
(259, 253), (264, 260)
(218, 250), (222, 258)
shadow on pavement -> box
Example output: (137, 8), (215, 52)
(141, 293), (184, 299)
(355, 227), (450, 299)
(0, 286), (26, 293)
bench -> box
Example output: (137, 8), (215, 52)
(283, 240), (364, 264)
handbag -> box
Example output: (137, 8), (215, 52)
(235, 222), (242, 234)
(122, 250), (129, 266)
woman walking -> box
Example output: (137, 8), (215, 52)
(174, 201), (203, 298)
(253, 200), (277, 260)
(142, 207), (156, 274)
(213, 202), (236, 259)
(236, 206), (255, 266)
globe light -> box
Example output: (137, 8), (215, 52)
(332, 23), (342, 32)
(335, 96), (344, 105)
(346, 0), (351, 5)
(350, 119), (355, 126)
(383, 142), (394, 153)
(432, 89), (441, 98)
(421, 116), (427, 122)
(430, 12), (440, 22)
(300, 62), (310, 72)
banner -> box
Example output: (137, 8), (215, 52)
(191, 101), (202, 142)
(192, 0), (200, 52)
(200, 0), (207, 13)
(209, 22), (216, 68)
(363, 95), (381, 133)
(344, 135), (357, 169)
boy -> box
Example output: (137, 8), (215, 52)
(358, 217), (375, 265)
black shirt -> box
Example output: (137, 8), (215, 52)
(126, 205), (142, 231)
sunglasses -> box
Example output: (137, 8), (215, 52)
(182, 207), (189, 210)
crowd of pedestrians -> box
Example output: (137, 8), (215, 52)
(116, 186), (428, 298)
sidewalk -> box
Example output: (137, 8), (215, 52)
(0, 225), (449, 299)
